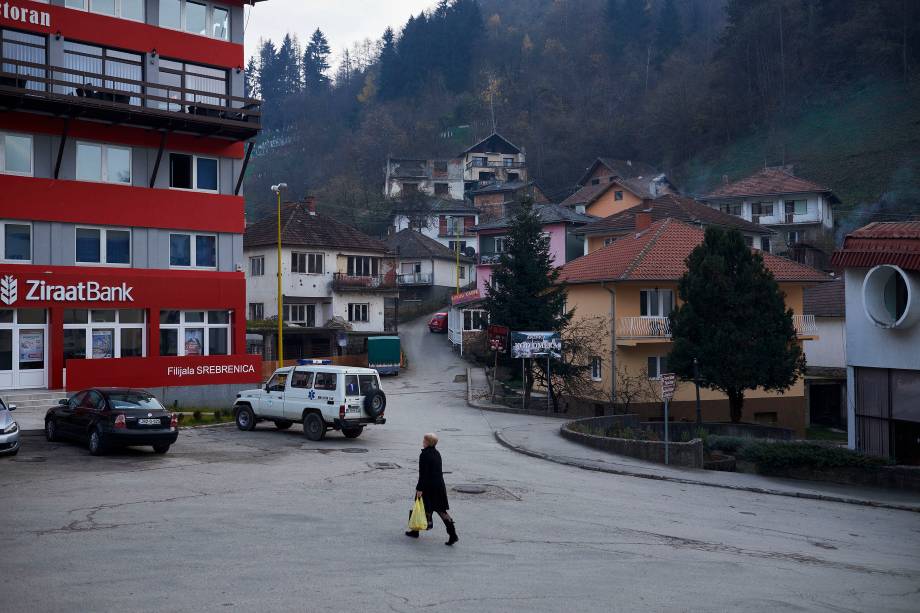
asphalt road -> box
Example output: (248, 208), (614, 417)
(2, 316), (919, 612)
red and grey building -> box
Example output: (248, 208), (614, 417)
(0, 0), (267, 402)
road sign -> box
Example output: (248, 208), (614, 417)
(660, 372), (677, 401)
(488, 325), (509, 353)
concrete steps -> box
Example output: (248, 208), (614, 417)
(1, 389), (67, 410)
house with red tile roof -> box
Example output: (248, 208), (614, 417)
(831, 221), (920, 464)
(561, 157), (678, 218)
(700, 166), (840, 270)
(557, 217), (829, 433)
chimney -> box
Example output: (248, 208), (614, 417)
(635, 212), (652, 231)
(304, 195), (317, 216)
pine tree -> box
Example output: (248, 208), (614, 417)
(244, 56), (259, 98)
(303, 28), (332, 93)
(655, 0), (683, 66)
(377, 27), (399, 100)
(276, 34), (302, 97)
(485, 200), (572, 407)
(668, 227), (805, 423)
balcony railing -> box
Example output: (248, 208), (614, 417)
(478, 252), (504, 265)
(397, 272), (433, 285)
(466, 159), (526, 172)
(616, 317), (672, 339)
(0, 57), (261, 139)
(332, 272), (396, 291)
(793, 314), (818, 336)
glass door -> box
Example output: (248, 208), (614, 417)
(0, 309), (48, 389)
(16, 327), (46, 387)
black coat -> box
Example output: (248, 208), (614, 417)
(416, 446), (449, 512)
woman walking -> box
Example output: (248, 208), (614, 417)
(405, 433), (458, 546)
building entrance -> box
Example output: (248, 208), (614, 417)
(0, 308), (48, 390)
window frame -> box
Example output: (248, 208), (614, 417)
(158, 309), (232, 357)
(74, 225), (132, 267)
(63, 309), (147, 360)
(64, 0), (145, 22)
(249, 255), (264, 276)
(347, 255), (378, 277)
(0, 131), (33, 177)
(248, 302), (264, 321)
(493, 236), (508, 253)
(283, 304), (316, 327)
(169, 232), (217, 269)
(0, 220), (32, 264)
(291, 251), (323, 275)
(591, 356), (602, 382)
(647, 356), (669, 380)
(347, 303), (369, 323)
(158, 0), (231, 41)
(614, 190), (624, 201)
(168, 152), (220, 193)
(75, 141), (132, 185)
(639, 289), (674, 318)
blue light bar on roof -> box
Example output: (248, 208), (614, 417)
(297, 359), (333, 365)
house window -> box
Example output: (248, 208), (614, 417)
(159, 0), (230, 40)
(494, 236), (508, 253)
(0, 132), (32, 176)
(249, 256), (264, 276)
(744, 235), (754, 247)
(62, 309), (146, 360)
(434, 182), (449, 196)
(347, 256), (378, 277)
(159, 310), (231, 356)
(169, 232), (216, 268)
(614, 190), (624, 201)
(0, 28), (47, 92)
(503, 157), (515, 167)
(76, 142), (132, 184)
(65, 0), (144, 21)
(401, 182), (419, 194)
(787, 199), (807, 215)
(60, 41), (143, 104)
(760, 237), (771, 253)
(0, 221), (31, 262)
(591, 178), (600, 185)
(591, 357), (602, 382)
(433, 160), (448, 174)
(448, 241), (467, 252)
(463, 309), (488, 331)
(473, 156), (487, 167)
(640, 289), (674, 318)
(751, 202), (774, 223)
(75, 227), (131, 265)
(348, 303), (369, 323)
(169, 153), (219, 192)
(720, 202), (742, 217)
(445, 216), (465, 236)
(284, 304), (316, 327)
(647, 356), (669, 379)
(458, 266), (466, 280)
(787, 231), (800, 245)
(248, 303), (264, 320)
(292, 252), (323, 274)
(603, 237), (616, 247)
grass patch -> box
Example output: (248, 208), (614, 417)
(174, 409), (235, 427)
(705, 435), (889, 473)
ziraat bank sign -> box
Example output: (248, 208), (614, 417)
(0, 2), (51, 27)
(0, 274), (134, 306)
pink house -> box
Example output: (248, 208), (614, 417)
(474, 203), (596, 295)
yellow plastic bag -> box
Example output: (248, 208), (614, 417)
(408, 497), (428, 531)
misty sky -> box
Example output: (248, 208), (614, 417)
(243, 0), (436, 63)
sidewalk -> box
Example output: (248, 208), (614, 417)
(468, 368), (920, 513)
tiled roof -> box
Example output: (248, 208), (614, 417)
(703, 167), (836, 200)
(474, 203), (597, 232)
(576, 158), (661, 187)
(560, 181), (616, 208)
(579, 194), (772, 237)
(804, 278), (845, 318)
(244, 201), (390, 253)
(460, 131), (522, 155)
(384, 229), (472, 262)
(831, 221), (920, 271)
(558, 218), (829, 284)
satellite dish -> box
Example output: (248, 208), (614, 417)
(463, 246), (476, 258)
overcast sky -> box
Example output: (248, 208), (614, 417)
(243, 0), (436, 64)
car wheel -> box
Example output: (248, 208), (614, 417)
(45, 418), (58, 442)
(274, 420), (293, 430)
(303, 413), (325, 441)
(342, 427), (363, 439)
(235, 406), (256, 431)
(88, 429), (106, 456)
(153, 444), (170, 454)
(9, 448), (18, 456)
(364, 390), (387, 418)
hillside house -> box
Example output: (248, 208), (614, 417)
(384, 158), (465, 200)
(392, 197), (480, 255)
(459, 132), (528, 191)
(561, 158), (677, 217)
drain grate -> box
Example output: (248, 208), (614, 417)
(453, 484), (487, 494)
(12, 456), (46, 463)
(340, 448), (368, 454)
(370, 462), (401, 469)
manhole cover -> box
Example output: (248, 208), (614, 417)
(453, 484), (487, 494)
(454, 374), (467, 383)
(371, 462), (400, 469)
(440, 428), (461, 432)
(12, 456), (46, 463)
(340, 448), (368, 454)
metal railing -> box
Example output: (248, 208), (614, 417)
(793, 314), (818, 336)
(397, 272), (433, 285)
(478, 252), (503, 265)
(616, 316), (672, 338)
(332, 272), (396, 291)
(465, 159), (526, 172)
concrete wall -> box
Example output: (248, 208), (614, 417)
(561, 415), (704, 468)
(804, 317), (846, 369)
(153, 382), (258, 410)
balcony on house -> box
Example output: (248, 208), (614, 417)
(793, 314), (818, 338)
(332, 272), (397, 292)
(397, 272), (433, 286)
(465, 159), (527, 172)
(478, 252), (504, 265)
(0, 56), (261, 140)
(616, 317), (672, 341)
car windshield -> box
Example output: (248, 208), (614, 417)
(107, 392), (164, 411)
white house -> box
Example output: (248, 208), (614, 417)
(384, 158), (465, 200)
(832, 222), (920, 465)
(244, 198), (397, 360)
(392, 198), (480, 255)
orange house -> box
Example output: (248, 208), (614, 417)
(561, 158), (677, 218)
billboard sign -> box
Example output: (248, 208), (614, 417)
(510, 331), (561, 359)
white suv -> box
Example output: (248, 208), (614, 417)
(233, 363), (387, 441)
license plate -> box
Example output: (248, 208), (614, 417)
(138, 418), (160, 425)
(346, 406), (361, 414)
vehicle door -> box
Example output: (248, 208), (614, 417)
(312, 371), (339, 419)
(56, 391), (85, 436)
(343, 374), (364, 419)
(261, 371), (288, 418)
(358, 373), (382, 418)
(74, 390), (104, 435)
(284, 369), (314, 421)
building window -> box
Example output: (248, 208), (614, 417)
(59, 41), (143, 104)
(433, 160), (448, 174)
(591, 357), (602, 382)
(640, 289), (674, 318)
(248, 303), (264, 321)
(614, 190), (624, 201)
(0, 132), (32, 176)
(284, 304), (316, 327)
(0, 221), (30, 263)
(292, 252), (323, 274)
(249, 256), (264, 276)
(347, 256), (378, 277)
(494, 236), (508, 253)
(159, 0), (230, 40)
(760, 237), (771, 253)
(719, 202), (743, 217)
(787, 231), (800, 245)
(751, 201), (774, 223)
(787, 199), (807, 215)
(63, 309), (146, 360)
(159, 310), (231, 356)
(169, 153), (219, 192)
(348, 303), (369, 323)
(448, 241), (467, 253)
(158, 58), (227, 110)
(76, 142), (132, 184)
(434, 182), (449, 196)
(647, 356), (669, 379)
(744, 235), (754, 247)
(0, 29), (47, 93)
(591, 178), (600, 185)
(169, 232), (216, 268)
(473, 156), (487, 167)
(463, 309), (488, 331)
(75, 227), (131, 265)
(401, 182), (418, 194)
(445, 216), (465, 236)
(65, 0), (144, 22)
(503, 157), (515, 167)
(603, 237), (616, 247)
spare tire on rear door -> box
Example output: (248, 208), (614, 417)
(364, 389), (386, 417)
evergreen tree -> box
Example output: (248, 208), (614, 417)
(276, 34), (302, 97)
(655, 0), (682, 65)
(377, 27), (399, 100)
(668, 228), (805, 423)
(485, 200), (572, 406)
(303, 28), (332, 93)
(244, 56), (259, 98)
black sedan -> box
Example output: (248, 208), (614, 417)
(45, 389), (179, 456)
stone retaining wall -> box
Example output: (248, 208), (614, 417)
(561, 415), (704, 469)
(642, 421), (793, 441)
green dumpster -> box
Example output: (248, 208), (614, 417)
(367, 336), (401, 376)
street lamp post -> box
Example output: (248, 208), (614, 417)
(271, 183), (287, 368)
(693, 357), (702, 426)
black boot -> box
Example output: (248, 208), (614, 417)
(405, 530), (419, 538)
(444, 519), (458, 546)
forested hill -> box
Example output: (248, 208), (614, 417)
(243, 0), (920, 236)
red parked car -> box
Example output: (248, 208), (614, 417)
(428, 312), (448, 333)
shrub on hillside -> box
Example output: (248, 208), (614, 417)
(742, 442), (889, 472)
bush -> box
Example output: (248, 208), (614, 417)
(213, 410), (223, 421)
(705, 435), (749, 454)
(192, 410), (202, 421)
(176, 413), (185, 424)
(742, 442), (889, 472)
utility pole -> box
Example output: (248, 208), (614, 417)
(694, 357), (702, 426)
(271, 183), (287, 368)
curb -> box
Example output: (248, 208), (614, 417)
(493, 428), (920, 514)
